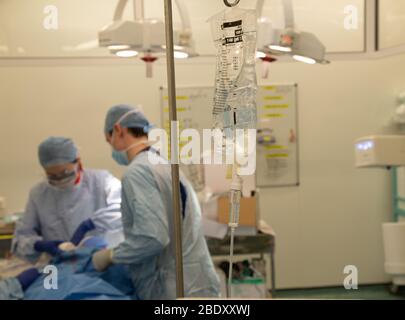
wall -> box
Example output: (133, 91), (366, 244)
(258, 56), (402, 288)
(1, 52), (404, 288)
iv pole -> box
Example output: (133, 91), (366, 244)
(164, 0), (185, 298)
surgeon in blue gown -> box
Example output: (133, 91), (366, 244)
(12, 136), (123, 261)
(91, 104), (220, 300)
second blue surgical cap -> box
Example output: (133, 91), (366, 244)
(38, 136), (78, 168)
(104, 104), (151, 134)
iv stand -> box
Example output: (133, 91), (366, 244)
(164, 0), (185, 298)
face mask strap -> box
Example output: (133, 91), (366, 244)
(115, 109), (141, 126)
(123, 139), (150, 152)
(111, 110), (139, 148)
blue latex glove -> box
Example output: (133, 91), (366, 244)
(16, 268), (40, 291)
(70, 219), (96, 246)
(34, 240), (64, 256)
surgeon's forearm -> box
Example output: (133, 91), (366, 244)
(0, 278), (24, 300)
(112, 236), (164, 265)
(12, 235), (43, 260)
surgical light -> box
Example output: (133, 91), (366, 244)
(269, 44), (292, 52)
(98, 0), (197, 77)
(256, 0), (329, 65)
(174, 51), (189, 59)
(108, 45), (131, 50)
(115, 49), (139, 57)
(162, 44), (185, 51)
(256, 51), (267, 59)
(291, 31), (328, 64)
(162, 44), (197, 59)
(293, 55), (316, 64)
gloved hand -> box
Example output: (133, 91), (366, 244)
(92, 248), (113, 272)
(58, 242), (77, 252)
(70, 219), (96, 246)
(16, 268), (40, 291)
(34, 240), (64, 256)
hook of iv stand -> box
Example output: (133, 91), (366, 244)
(224, 0), (240, 7)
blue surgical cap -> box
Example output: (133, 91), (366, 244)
(104, 104), (151, 134)
(38, 136), (78, 168)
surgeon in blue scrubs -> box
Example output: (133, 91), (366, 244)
(12, 136), (123, 261)
(91, 105), (220, 300)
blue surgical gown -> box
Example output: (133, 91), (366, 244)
(24, 248), (135, 300)
(12, 169), (122, 260)
(0, 248), (135, 300)
(111, 150), (220, 300)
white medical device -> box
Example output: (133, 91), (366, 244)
(355, 135), (405, 168)
(355, 134), (405, 292)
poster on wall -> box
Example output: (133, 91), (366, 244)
(159, 86), (213, 193)
(256, 84), (299, 188)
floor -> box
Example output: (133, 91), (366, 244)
(274, 284), (405, 300)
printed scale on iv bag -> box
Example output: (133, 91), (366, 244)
(211, 11), (257, 135)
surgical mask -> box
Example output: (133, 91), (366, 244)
(111, 136), (150, 166)
(48, 166), (79, 190)
(110, 109), (154, 166)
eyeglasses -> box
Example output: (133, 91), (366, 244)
(46, 160), (79, 181)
